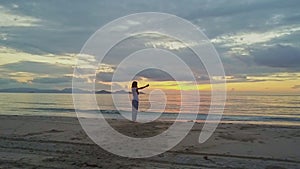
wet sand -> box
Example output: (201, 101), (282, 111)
(0, 115), (299, 169)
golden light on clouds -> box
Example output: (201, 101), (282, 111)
(107, 73), (300, 93)
(0, 1), (299, 95)
(1, 44), (298, 93)
(9, 72), (36, 83)
(111, 80), (211, 92)
(144, 79), (299, 93)
(0, 46), (76, 66)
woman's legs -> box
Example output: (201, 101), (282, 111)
(132, 100), (139, 122)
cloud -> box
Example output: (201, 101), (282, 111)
(31, 76), (88, 85)
(0, 78), (18, 84)
(140, 33), (198, 51)
(211, 25), (300, 63)
(31, 76), (72, 84)
(0, 0), (300, 91)
(96, 72), (114, 82)
(252, 45), (300, 68)
(0, 46), (76, 66)
(1, 0), (299, 55)
(96, 68), (198, 83)
(1, 61), (72, 75)
(211, 26), (300, 48)
(0, 5), (40, 27)
(223, 72), (300, 84)
(135, 69), (175, 81)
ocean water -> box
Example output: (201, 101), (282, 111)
(0, 93), (299, 126)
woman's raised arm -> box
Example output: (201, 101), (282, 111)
(138, 84), (149, 90)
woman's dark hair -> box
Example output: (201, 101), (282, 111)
(131, 81), (138, 88)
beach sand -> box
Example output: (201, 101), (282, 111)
(0, 115), (299, 169)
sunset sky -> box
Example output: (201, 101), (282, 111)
(0, 0), (299, 93)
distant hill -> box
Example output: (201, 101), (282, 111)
(0, 88), (135, 94)
(0, 88), (58, 93)
(114, 90), (128, 94)
(0, 88), (89, 93)
(95, 90), (111, 94)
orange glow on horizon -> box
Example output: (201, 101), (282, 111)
(118, 79), (300, 93)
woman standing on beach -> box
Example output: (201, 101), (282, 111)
(131, 81), (149, 122)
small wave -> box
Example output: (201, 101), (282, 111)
(16, 102), (56, 105)
(21, 108), (121, 114)
(22, 107), (75, 112)
(18, 108), (300, 123)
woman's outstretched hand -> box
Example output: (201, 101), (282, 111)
(138, 84), (149, 90)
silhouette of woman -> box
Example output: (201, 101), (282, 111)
(131, 81), (149, 122)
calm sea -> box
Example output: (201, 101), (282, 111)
(0, 93), (299, 126)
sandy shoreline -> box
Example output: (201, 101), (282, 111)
(0, 114), (299, 169)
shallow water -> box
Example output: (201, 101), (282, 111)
(0, 92), (299, 126)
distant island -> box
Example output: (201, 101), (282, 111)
(0, 88), (144, 94)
